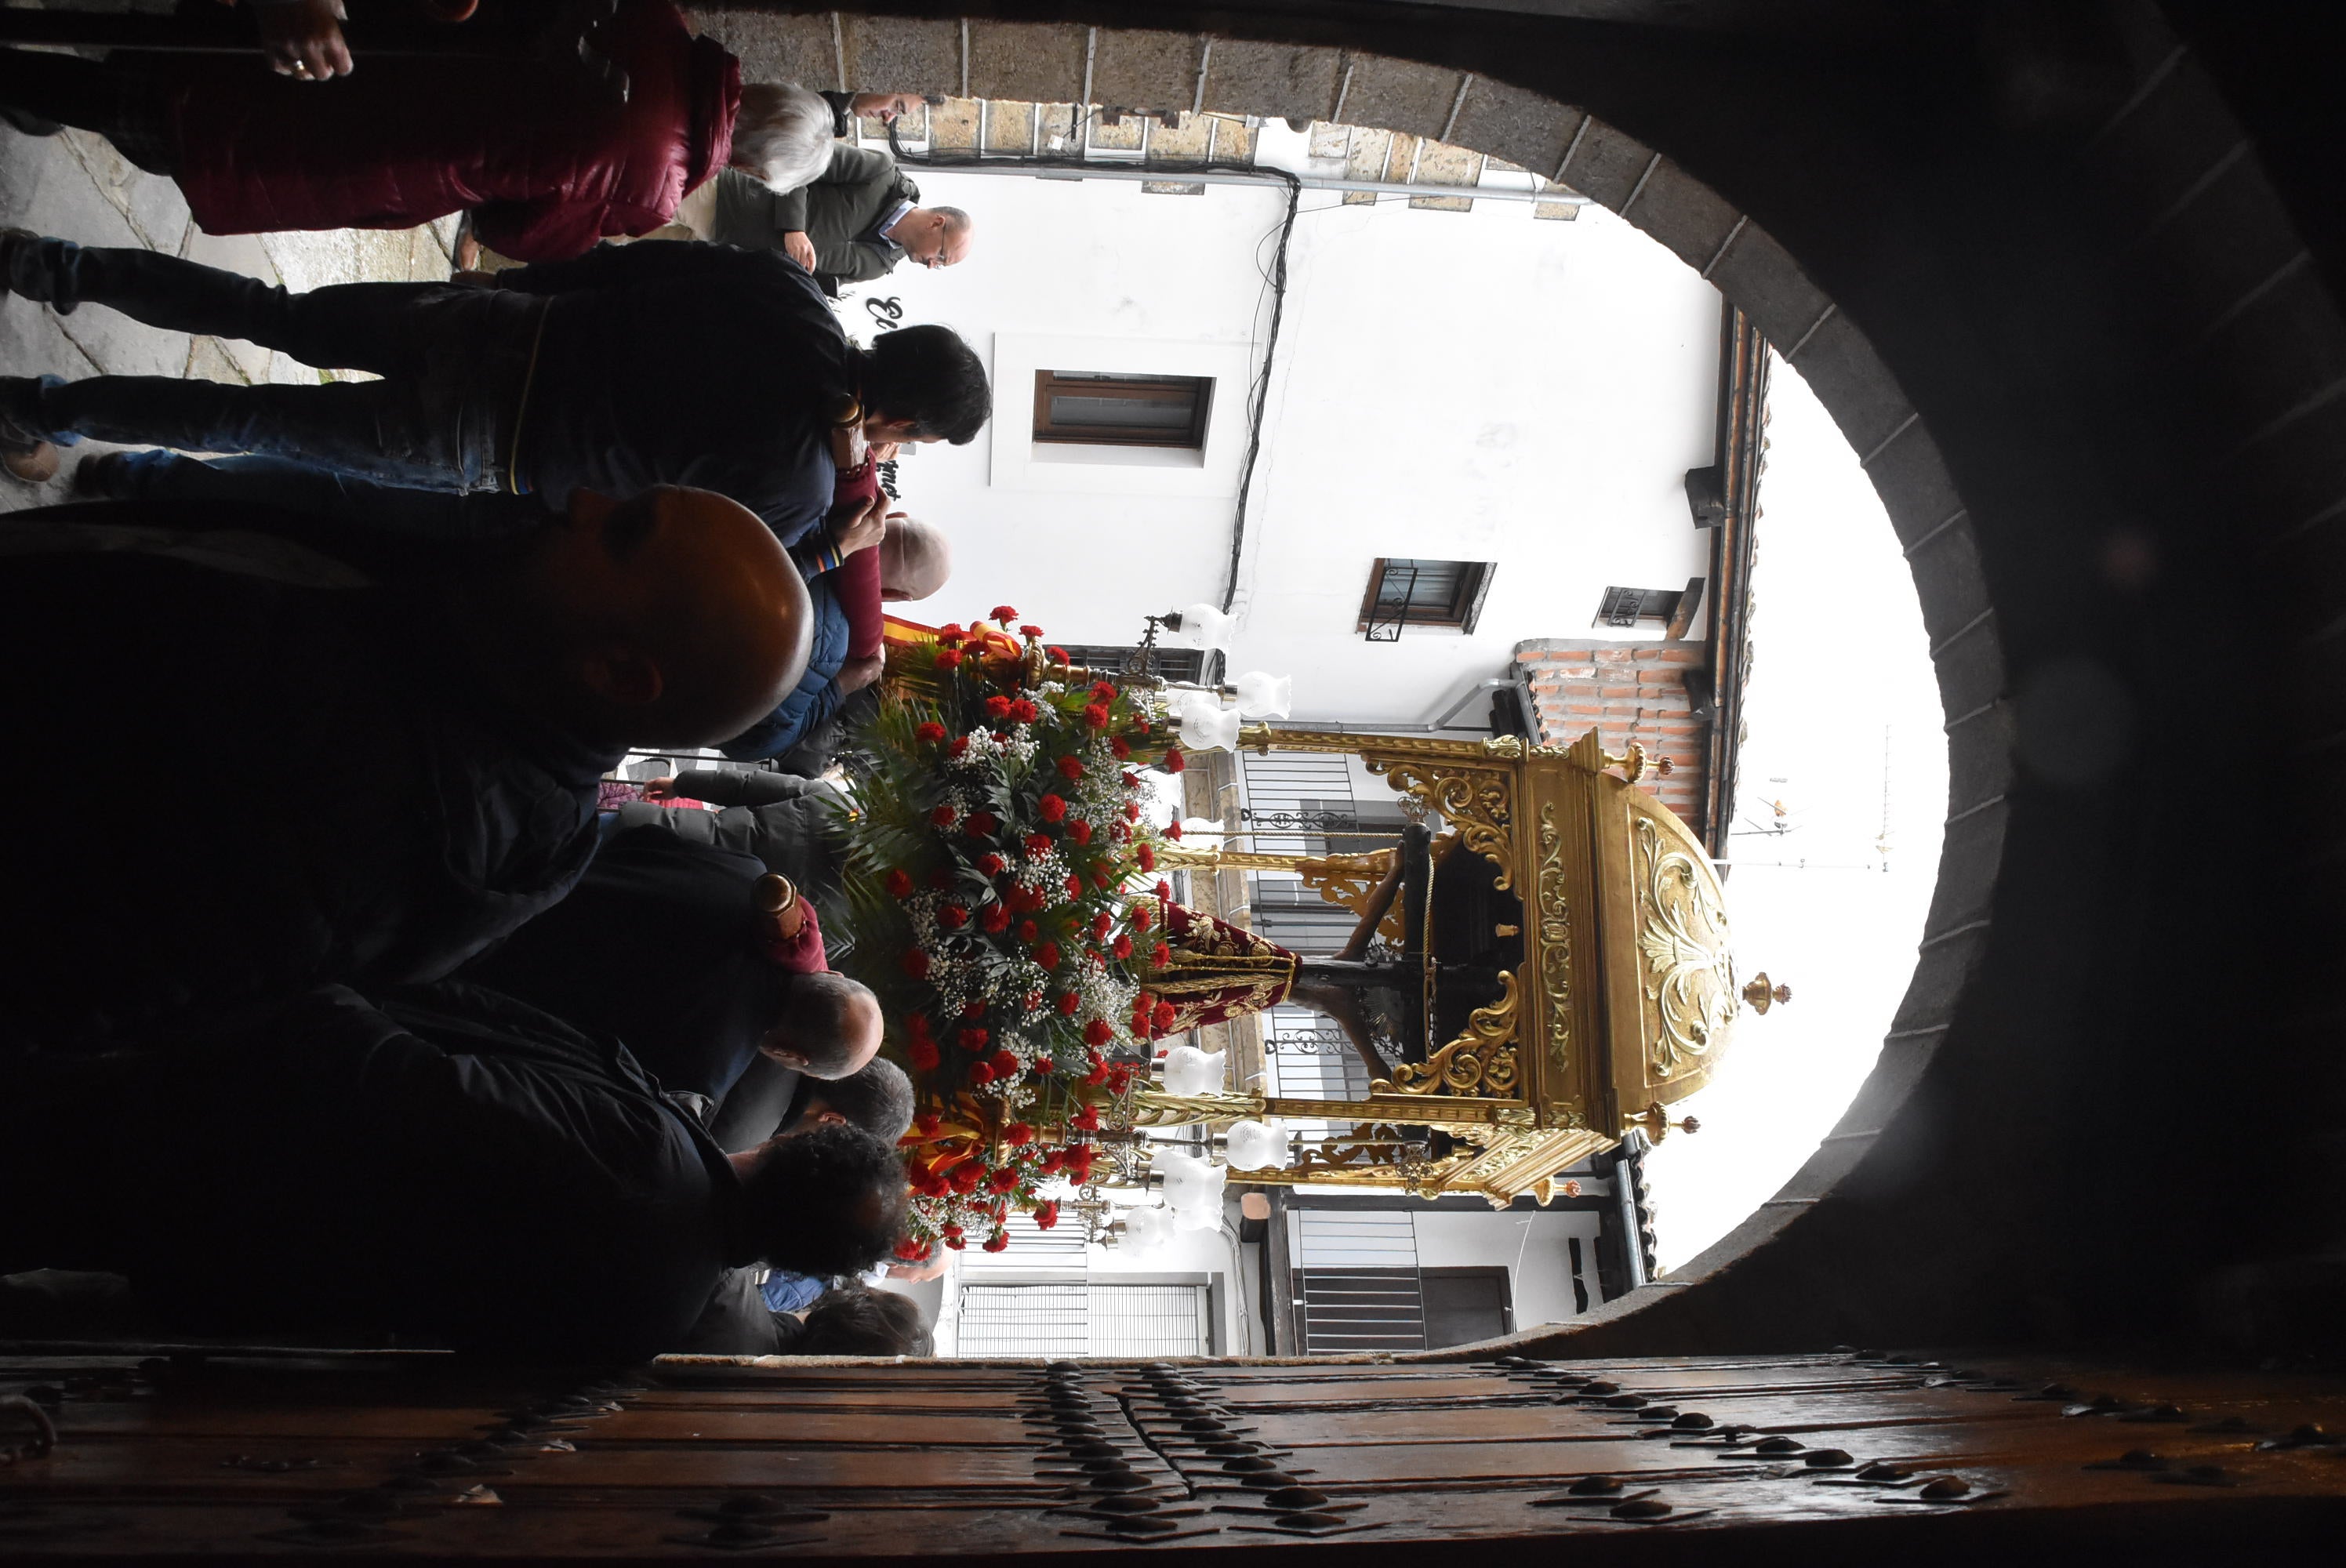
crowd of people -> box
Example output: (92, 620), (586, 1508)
(0, 0), (986, 1362)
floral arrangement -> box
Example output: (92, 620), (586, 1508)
(837, 608), (1189, 1258)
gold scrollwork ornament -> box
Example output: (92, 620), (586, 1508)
(1633, 816), (1738, 1079)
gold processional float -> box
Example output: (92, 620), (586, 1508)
(1114, 720), (1787, 1210)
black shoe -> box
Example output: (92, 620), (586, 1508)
(0, 106), (61, 138)
(73, 451), (135, 499)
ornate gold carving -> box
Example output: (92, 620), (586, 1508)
(1123, 1088), (1268, 1128)
(1482, 735), (1527, 760)
(1633, 816), (1737, 1080)
(1535, 803), (1574, 1073)
(1371, 761), (1514, 890)
(1378, 971), (1521, 1098)
(1625, 1101), (1701, 1142)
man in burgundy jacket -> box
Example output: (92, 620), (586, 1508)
(0, 0), (800, 263)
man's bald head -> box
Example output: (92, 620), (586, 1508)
(877, 515), (952, 602)
(511, 487), (812, 747)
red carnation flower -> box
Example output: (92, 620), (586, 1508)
(1070, 821), (1094, 845)
(939, 623), (967, 640)
(957, 1026), (989, 1053)
(1124, 799), (1141, 821)
(983, 1230), (1011, 1252)
(1164, 746), (1187, 774)
(1022, 990), (1044, 1012)
(1091, 912), (1113, 940)
(1010, 886), (1044, 913)
(1155, 880), (1171, 898)
(1030, 1056), (1056, 1077)
(944, 1233), (967, 1250)
(884, 868), (913, 898)
(915, 1111), (942, 1136)
(966, 810), (1000, 837)
(937, 648), (964, 667)
(1010, 699), (1039, 724)
(1091, 682), (1117, 702)
(951, 1164), (983, 1192)
(1135, 720), (1151, 735)
(1166, 820), (1184, 840)
(1083, 703), (1111, 730)
(992, 604), (1019, 622)
(1041, 1149), (1067, 1174)
(929, 804), (957, 828)
(1033, 1200), (1060, 1230)
(895, 1238), (932, 1261)
(961, 1000), (985, 1018)
(1035, 941), (1061, 971)
(1084, 1018), (1113, 1047)
(1106, 1064), (1135, 1094)
(1137, 844), (1157, 873)
(907, 1037), (940, 1070)
(1065, 875), (1084, 898)
(1111, 737), (1132, 760)
(1056, 992), (1080, 1015)
(1019, 623), (1044, 639)
(942, 1223), (964, 1240)
(1047, 646), (1070, 665)
(1151, 942), (1171, 967)
(1153, 1001), (1178, 1032)
(980, 903), (1010, 933)
(1113, 933), (1134, 960)
(1003, 1123), (1034, 1147)
(916, 721), (947, 743)
(938, 903), (968, 929)
(908, 1011), (933, 1038)
(901, 949), (931, 979)
(1084, 1055), (1110, 1086)
(1018, 920), (1038, 943)
(1023, 832), (1053, 855)
(1131, 902), (1155, 931)
(979, 852), (1007, 877)
(1092, 867), (1115, 890)
(984, 694), (1011, 720)
(950, 735), (970, 758)
(1038, 793), (1067, 823)
(1070, 1105), (1102, 1132)
(1056, 755), (1084, 780)
(1064, 1146), (1096, 1178)
(967, 1062), (995, 1086)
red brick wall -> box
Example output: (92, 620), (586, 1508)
(1514, 639), (1708, 827)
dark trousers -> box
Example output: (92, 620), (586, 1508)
(3, 240), (540, 492)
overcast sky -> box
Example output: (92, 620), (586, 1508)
(1636, 352), (1949, 1272)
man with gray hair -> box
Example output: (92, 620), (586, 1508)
(704, 143), (974, 293)
(461, 829), (880, 1104)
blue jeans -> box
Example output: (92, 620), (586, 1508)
(97, 452), (551, 551)
(3, 238), (541, 492)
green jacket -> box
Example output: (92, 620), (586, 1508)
(708, 144), (918, 289)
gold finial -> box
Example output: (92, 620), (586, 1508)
(1596, 740), (1674, 783)
(1625, 1102), (1701, 1142)
(1741, 973), (1792, 1013)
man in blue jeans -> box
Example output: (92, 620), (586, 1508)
(0, 234), (990, 545)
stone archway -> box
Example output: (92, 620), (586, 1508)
(685, 3), (2346, 1358)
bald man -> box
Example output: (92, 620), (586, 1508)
(0, 487), (809, 1051)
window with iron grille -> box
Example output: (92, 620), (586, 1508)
(1357, 557), (1494, 640)
(1055, 643), (1207, 684)
(1033, 371), (1215, 448)
(1596, 578), (1705, 634)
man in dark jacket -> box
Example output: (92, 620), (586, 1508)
(717, 570), (858, 760)
(706, 144), (973, 291)
(621, 768), (847, 898)
(0, 982), (907, 1361)
(0, 236), (989, 544)
(0, 487), (810, 1050)
(463, 829), (880, 1102)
